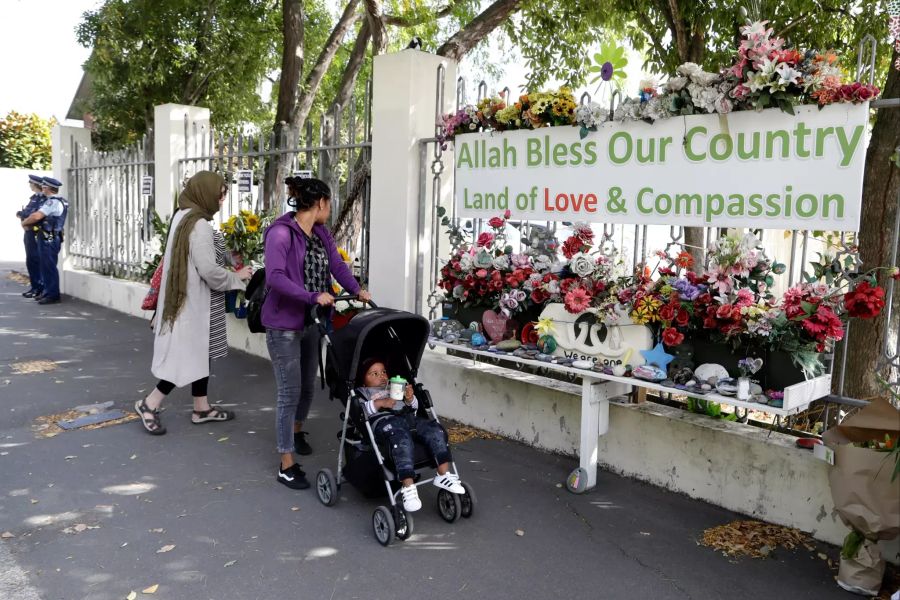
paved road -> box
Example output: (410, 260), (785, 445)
(0, 263), (855, 600)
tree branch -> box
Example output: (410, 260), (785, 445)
(363, 0), (387, 55)
(333, 20), (371, 111)
(290, 0), (361, 131)
(383, 2), (456, 26)
(436, 0), (522, 61)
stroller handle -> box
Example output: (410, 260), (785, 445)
(310, 294), (376, 330)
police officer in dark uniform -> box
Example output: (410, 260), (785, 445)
(21, 177), (68, 305)
(16, 174), (46, 297)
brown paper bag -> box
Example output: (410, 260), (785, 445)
(823, 398), (900, 596)
(837, 540), (883, 597)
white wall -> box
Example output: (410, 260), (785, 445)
(0, 167), (50, 262)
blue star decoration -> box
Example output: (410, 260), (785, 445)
(640, 342), (675, 370)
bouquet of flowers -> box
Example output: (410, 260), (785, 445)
(221, 209), (270, 267)
(437, 210), (547, 317)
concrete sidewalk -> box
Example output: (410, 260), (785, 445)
(0, 263), (858, 600)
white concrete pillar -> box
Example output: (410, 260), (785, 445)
(153, 104), (210, 220)
(51, 125), (92, 186)
(368, 50), (457, 312)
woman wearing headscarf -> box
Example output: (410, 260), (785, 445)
(135, 171), (252, 435)
(263, 176), (370, 489)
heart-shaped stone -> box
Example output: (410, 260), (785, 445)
(482, 309), (511, 344)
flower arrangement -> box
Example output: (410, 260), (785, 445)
(438, 215), (891, 382)
(438, 21), (879, 145)
(220, 209), (271, 267)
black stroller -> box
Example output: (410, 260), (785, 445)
(311, 298), (476, 546)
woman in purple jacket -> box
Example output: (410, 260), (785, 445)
(262, 177), (371, 490)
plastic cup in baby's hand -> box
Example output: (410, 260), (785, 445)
(389, 376), (407, 401)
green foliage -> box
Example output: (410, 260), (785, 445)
(76, 0), (281, 149)
(0, 111), (56, 169)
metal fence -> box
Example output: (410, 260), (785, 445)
(66, 134), (155, 280)
(418, 38), (899, 428)
(177, 83), (373, 282)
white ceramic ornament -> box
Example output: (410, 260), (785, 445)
(694, 363), (730, 383)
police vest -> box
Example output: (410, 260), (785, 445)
(21, 193), (45, 219)
(41, 196), (69, 233)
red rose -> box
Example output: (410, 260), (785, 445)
(844, 281), (885, 319)
(675, 308), (690, 327)
(562, 236), (583, 259)
(531, 288), (549, 304)
(716, 304), (734, 320)
(856, 85), (877, 102)
(662, 327), (685, 347)
(475, 269), (488, 279)
(703, 316), (718, 329)
(658, 303), (677, 323)
(488, 216), (505, 228)
(476, 232), (494, 247)
(504, 209), (511, 219)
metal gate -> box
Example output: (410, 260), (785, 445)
(66, 134), (155, 280)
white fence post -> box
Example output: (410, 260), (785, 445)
(368, 50), (457, 312)
(153, 104), (211, 221)
(51, 124), (92, 281)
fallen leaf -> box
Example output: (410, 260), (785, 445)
(290, 507), (300, 512)
(64, 456), (77, 460)
(121, 542), (128, 547)
(817, 552), (828, 561)
(30, 499), (38, 504)
(515, 529), (524, 537)
(0, 452), (8, 456)
(142, 584), (159, 594)
(640, 532), (651, 536)
(217, 437), (228, 442)
(156, 544), (175, 554)
(150, 528), (164, 533)
(1, 531), (15, 539)
(130, 455), (137, 460)
(127, 593), (137, 600)
(223, 560), (236, 568)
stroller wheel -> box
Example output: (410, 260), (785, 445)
(394, 507), (414, 540)
(316, 468), (338, 507)
(372, 506), (396, 546)
(460, 482), (476, 518)
(436, 489), (461, 523)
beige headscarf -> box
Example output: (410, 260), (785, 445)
(161, 171), (224, 329)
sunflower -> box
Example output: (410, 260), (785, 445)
(631, 295), (662, 324)
(245, 213), (261, 233)
(337, 247), (351, 264)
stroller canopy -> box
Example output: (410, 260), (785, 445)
(328, 308), (431, 384)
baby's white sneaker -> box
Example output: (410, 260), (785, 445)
(400, 484), (422, 511)
(433, 472), (465, 494)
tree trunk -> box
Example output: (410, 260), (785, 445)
(435, 0), (522, 61)
(333, 21), (371, 111)
(363, 0), (387, 55)
(290, 0), (361, 133)
(263, 0), (304, 211)
(842, 52), (900, 401)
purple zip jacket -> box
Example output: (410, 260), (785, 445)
(261, 212), (360, 331)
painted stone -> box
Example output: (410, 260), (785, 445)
(537, 335), (558, 353)
(470, 333), (487, 347)
(633, 364), (667, 382)
(482, 310), (511, 344)
(716, 377), (738, 396)
(611, 365), (627, 377)
(497, 339), (522, 351)
(536, 353), (553, 362)
(537, 303), (653, 367)
(432, 319), (463, 339)
(694, 363), (730, 383)
(572, 360), (594, 370)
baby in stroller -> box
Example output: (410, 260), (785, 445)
(357, 356), (465, 512)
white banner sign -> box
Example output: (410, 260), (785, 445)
(454, 103), (869, 231)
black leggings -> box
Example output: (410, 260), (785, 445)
(156, 377), (209, 397)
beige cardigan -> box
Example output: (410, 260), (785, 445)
(151, 210), (245, 387)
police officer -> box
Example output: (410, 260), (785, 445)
(21, 177), (68, 305)
(15, 174), (46, 297)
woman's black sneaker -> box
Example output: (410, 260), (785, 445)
(277, 464), (310, 490)
(294, 431), (312, 455)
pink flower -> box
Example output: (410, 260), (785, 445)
(735, 288), (754, 307)
(707, 264), (732, 295)
(503, 209), (511, 219)
(564, 287), (592, 314)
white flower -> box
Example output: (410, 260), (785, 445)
(741, 21), (771, 38)
(756, 57), (779, 77)
(452, 285), (465, 299)
(641, 96), (670, 121)
(688, 83), (719, 113)
(690, 71), (720, 87)
(746, 71), (770, 93)
(575, 102), (607, 129)
(639, 77), (658, 92)
(492, 254), (510, 271)
(613, 98), (643, 121)
(676, 62), (702, 78)
(775, 63), (802, 87)
(665, 76), (688, 92)
(533, 255), (553, 272)
(459, 253), (474, 272)
(739, 232), (761, 252)
(546, 279), (561, 295)
(569, 252), (595, 278)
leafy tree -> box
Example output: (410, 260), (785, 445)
(0, 111), (56, 169)
(76, 0), (281, 148)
